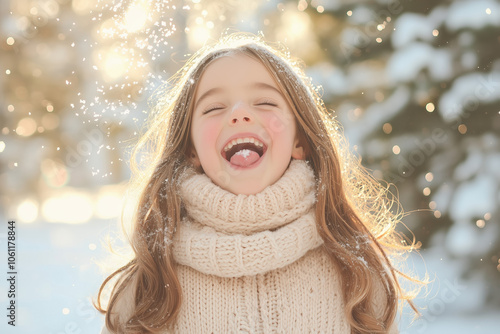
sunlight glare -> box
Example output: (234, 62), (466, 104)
(95, 186), (124, 219)
(188, 25), (211, 49)
(42, 191), (93, 224)
(124, 1), (149, 33)
(102, 49), (128, 81)
(17, 199), (39, 223)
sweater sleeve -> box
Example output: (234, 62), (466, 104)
(100, 325), (111, 334)
(101, 274), (138, 334)
(389, 320), (400, 334)
(372, 274), (400, 333)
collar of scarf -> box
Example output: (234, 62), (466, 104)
(172, 159), (324, 278)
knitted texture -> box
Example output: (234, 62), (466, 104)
(173, 247), (351, 333)
(173, 159), (323, 277)
(177, 158), (317, 234)
(168, 159), (353, 332)
(101, 159), (399, 333)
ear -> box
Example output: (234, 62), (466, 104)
(291, 137), (305, 160)
(189, 148), (201, 167)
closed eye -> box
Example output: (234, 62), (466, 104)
(202, 105), (225, 114)
(256, 100), (278, 107)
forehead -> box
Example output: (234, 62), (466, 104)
(194, 53), (277, 97)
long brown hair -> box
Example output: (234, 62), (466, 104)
(94, 32), (424, 333)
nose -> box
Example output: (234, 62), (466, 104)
(229, 102), (253, 125)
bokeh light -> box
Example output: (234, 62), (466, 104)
(123, 1), (150, 33)
(41, 191), (93, 224)
(16, 117), (37, 137)
(1, 1), (499, 332)
(425, 172), (434, 182)
(17, 199), (39, 223)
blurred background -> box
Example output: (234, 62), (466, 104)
(0, 0), (499, 333)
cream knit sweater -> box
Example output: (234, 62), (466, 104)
(101, 159), (398, 333)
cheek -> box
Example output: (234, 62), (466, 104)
(261, 112), (296, 143)
(193, 118), (220, 154)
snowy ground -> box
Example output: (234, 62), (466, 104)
(0, 219), (498, 334)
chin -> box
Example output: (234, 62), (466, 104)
(224, 181), (265, 196)
(234, 187), (263, 196)
(224, 178), (267, 195)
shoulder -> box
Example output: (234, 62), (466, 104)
(102, 273), (139, 333)
(100, 324), (111, 334)
(310, 247), (400, 333)
(371, 269), (400, 333)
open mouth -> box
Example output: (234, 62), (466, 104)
(221, 141), (268, 167)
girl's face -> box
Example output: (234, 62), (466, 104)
(189, 53), (304, 195)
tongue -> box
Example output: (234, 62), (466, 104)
(230, 149), (260, 167)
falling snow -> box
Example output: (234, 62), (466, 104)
(1, 0), (499, 333)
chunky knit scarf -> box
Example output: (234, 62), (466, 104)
(100, 159), (399, 334)
(172, 159), (324, 278)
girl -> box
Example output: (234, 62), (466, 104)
(95, 33), (422, 333)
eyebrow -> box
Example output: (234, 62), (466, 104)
(194, 87), (223, 111)
(194, 82), (283, 110)
(252, 82), (282, 96)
